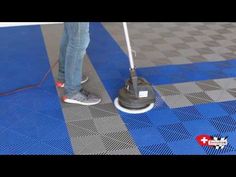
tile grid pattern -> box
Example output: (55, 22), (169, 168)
(156, 78), (236, 108)
(104, 22), (236, 67)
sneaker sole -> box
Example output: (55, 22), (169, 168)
(63, 98), (102, 106)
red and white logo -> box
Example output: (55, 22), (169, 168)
(196, 134), (212, 146)
(196, 134), (228, 149)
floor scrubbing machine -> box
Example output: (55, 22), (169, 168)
(114, 22), (156, 114)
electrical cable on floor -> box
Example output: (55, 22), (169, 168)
(0, 60), (59, 97)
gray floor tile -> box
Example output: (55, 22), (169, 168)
(168, 57), (192, 64)
(94, 116), (128, 134)
(63, 105), (93, 122)
(196, 80), (222, 91)
(227, 89), (236, 97)
(220, 52), (236, 59)
(106, 147), (141, 155)
(215, 78), (236, 89)
(89, 103), (118, 118)
(226, 45), (236, 52)
(162, 94), (193, 108)
(72, 135), (107, 155)
(156, 85), (181, 96)
(196, 48), (215, 55)
(174, 82), (203, 94)
(101, 131), (136, 151)
(210, 47), (232, 54)
(205, 90), (236, 102)
(67, 120), (98, 137)
(185, 92), (214, 104)
(187, 55), (207, 62)
(203, 54), (225, 61)
(178, 49), (200, 57)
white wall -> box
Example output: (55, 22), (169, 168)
(0, 22), (63, 27)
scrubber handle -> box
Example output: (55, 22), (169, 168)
(123, 22), (135, 70)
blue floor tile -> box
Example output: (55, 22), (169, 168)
(130, 127), (165, 146)
(0, 25), (73, 155)
(168, 139), (206, 155)
(147, 109), (180, 126)
(195, 103), (229, 119)
(183, 119), (219, 136)
(139, 143), (174, 155)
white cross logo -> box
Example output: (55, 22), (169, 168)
(201, 137), (208, 144)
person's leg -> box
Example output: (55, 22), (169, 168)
(62, 22), (101, 105)
(58, 25), (68, 83)
(64, 22), (90, 96)
(57, 23), (89, 88)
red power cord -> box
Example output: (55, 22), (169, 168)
(0, 60), (59, 97)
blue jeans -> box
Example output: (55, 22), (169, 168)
(58, 22), (90, 96)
